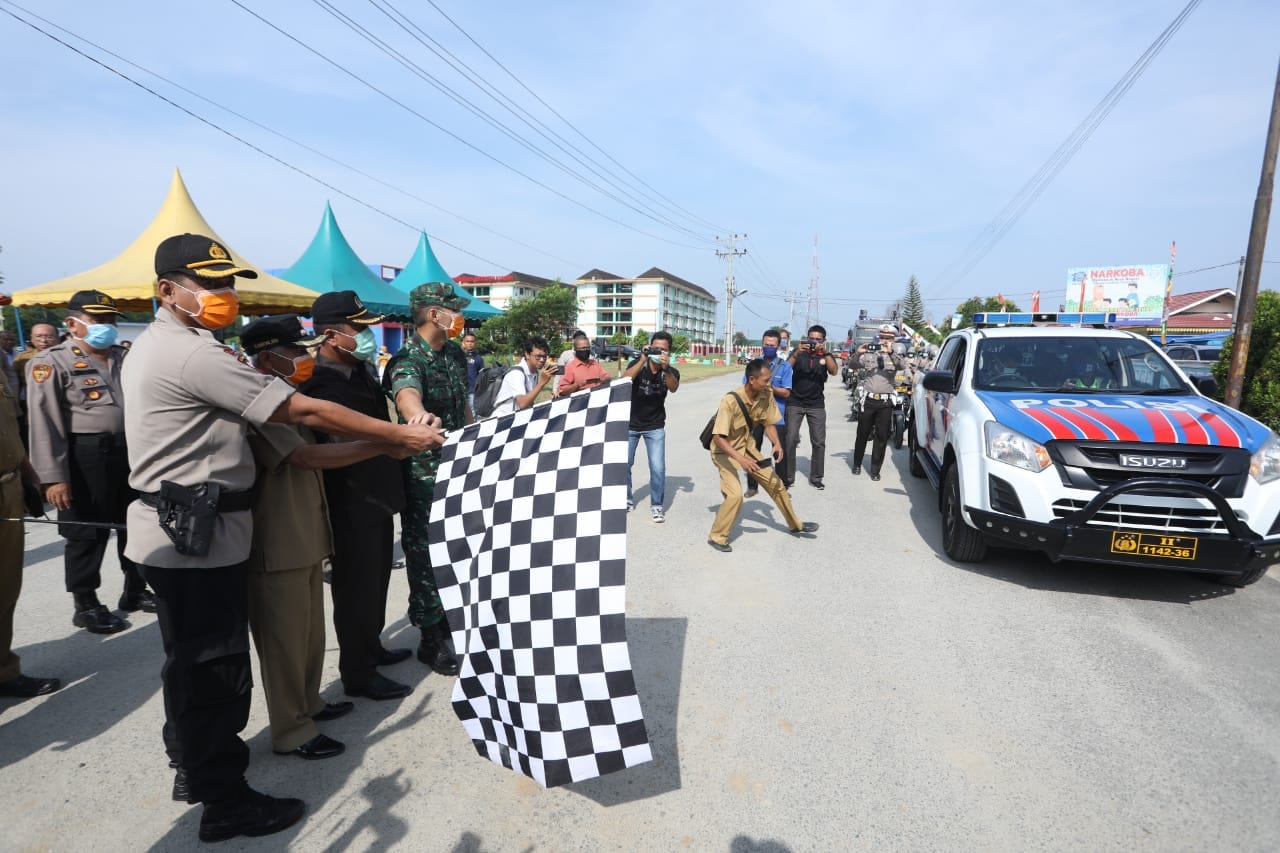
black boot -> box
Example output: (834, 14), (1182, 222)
(416, 622), (461, 676)
(198, 783), (305, 843)
(72, 593), (126, 634)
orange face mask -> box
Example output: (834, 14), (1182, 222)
(436, 310), (465, 338)
(280, 354), (315, 386)
(171, 281), (240, 330)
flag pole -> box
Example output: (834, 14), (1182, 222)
(1160, 241), (1176, 345)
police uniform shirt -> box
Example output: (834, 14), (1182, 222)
(857, 349), (906, 395)
(246, 423), (333, 573)
(25, 341), (127, 483)
(122, 309), (295, 569)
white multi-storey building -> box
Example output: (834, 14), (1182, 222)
(573, 267), (717, 343)
(454, 271), (555, 310)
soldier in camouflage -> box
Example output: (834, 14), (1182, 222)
(384, 281), (472, 675)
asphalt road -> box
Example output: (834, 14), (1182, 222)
(2, 372), (1278, 852)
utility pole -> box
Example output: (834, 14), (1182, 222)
(805, 234), (819, 330)
(1226, 57), (1280, 410)
(1235, 254), (1246, 294)
(782, 291), (804, 337)
(716, 234), (747, 362)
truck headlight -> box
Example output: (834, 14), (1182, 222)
(1250, 433), (1280, 484)
(984, 421), (1052, 473)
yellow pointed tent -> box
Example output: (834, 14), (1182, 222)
(13, 169), (319, 314)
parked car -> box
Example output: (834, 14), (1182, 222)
(1165, 344), (1223, 382)
(598, 344), (641, 361)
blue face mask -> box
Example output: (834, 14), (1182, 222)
(73, 319), (118, 350)
(340, 327), (379, 364)
(762, 345), (778, 360)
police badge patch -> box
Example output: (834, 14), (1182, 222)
(32, 364), (52, 384)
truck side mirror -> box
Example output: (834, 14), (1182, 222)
(922, 371), (956, 394)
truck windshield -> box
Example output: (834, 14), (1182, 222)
(974, 336), (1190, 393)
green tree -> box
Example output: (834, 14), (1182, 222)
(474, 280), (579, 364)
(631, 328), (649, 350)
(1213, 290), (1280, 429)
(733, 331), (748, 347)
(901, 275), (925, 328)
(671, 333), (690, 354)
(948, 295), (1022, 330)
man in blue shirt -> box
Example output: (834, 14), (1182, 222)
(744, 328), (792, 497)
(460, 331), (485, 411)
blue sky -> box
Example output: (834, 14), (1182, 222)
(1, 0), (1277, 335)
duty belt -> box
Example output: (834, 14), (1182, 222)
(138, 489), (256, 513)
(866, 393), (895, 401)
(70, 433), (127, 451)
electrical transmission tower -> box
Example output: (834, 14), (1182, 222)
(805, 234), (820, 329)
(781, 292), (805, 337)
(716, 234), (747, 360)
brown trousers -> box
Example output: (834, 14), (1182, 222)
(247, 560), (326, 752)
(0, 477), (24, 683)
(709, 450), (804, 546)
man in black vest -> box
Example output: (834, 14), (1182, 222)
(299, 291), (412, 701)
(784, 324), (838, 490)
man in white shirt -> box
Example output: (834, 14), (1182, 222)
(491, 336), (557, 417)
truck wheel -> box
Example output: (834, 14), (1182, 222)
(1216, 564), (1270, 588)
(942, 465), (987, 562)
(907, 421), (926, 478)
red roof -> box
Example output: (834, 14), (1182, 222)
(1167, 288), (1234, 315)
(455, 273), (517, 284)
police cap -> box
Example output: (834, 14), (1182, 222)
(241, 315), (321, 356)
(68, 290), (122, 316)
(311, 290), (385, 326)
(155, 233), (259, 280)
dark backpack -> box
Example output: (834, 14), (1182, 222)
(472, 365), (514, 418)
(700, 391), (753, 450)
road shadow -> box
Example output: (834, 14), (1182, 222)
(21, 536), (66, 566)
(449, 832), (533, 853)
(568, 617), (686, 806)
(889, 453), (1239, 604)
(731, 837), (794, 853)
(145, 621), (444, 850)
(0, 617), (162, 766)
(631, 475), (695, 511)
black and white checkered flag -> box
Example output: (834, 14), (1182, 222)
(428, 382), (652, 787)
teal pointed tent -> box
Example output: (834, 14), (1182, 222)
(281, 203), (410, 318)
(391, 232), (503, 320)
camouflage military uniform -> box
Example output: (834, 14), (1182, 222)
(386, 332), (468, 629)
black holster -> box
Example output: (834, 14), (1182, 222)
(153, 481), (221, 557)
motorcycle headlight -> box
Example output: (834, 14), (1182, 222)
(1250, 433), (1280, 484)
(984, 421), (1052, 473)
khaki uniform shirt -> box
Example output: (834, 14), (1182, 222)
(247, 423), (332, 573)
(857, 350), (906, 395)
(711, 390), (781, 460)
(25, 341), (127, 483)
(122, 309), (295, 569)
(0, 381), (24, 474)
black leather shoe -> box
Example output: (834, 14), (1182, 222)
(118, 590), (157, 613)
(276, 733), (345, 760)
(790, 522), (820, 536)
(707, 539), (732, 553)
(417, 627), (461, 676)
(744, 485), (758, 498)
(810, 480), (825, 490)
(172, 768), (192, 804)
(376, 646), (412, 666)
(870, 472), (881, 481)
(344, 672), (413, 701)
(198, 785), (305, 843)
(852, 466), (862, 475)
(312, 701), (354, 721)
(72, 605), (127, 635)
(0, 674), (61, 698)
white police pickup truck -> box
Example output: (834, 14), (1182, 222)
(908, 313), (1280, 587)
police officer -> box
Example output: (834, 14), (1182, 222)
(852, 324), (907, 481)
(124, 233), (442, 843)
(384, 281), (471, 676)
(26, 290), (153, 633)
(0, 360), (61, 699)
(299, 291), (412, 701)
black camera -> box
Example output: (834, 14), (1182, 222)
(806, 338), (824, 351)
(644, 347), (667, 357)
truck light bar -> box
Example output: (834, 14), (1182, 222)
(971, 312), (1116, 328)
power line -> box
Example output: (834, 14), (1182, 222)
(0, 0), (585, 271)
(931, 0), (1202, 295)
(365, 0), (719, 243)
(227, 0), (706, 251)
(417, 0), (728, 236)
(312, 0), (714, 245)
(0, 3), (514, 267)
